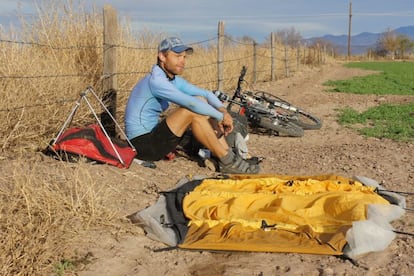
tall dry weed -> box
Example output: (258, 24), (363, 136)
(0, 156), (117, 275)
(0, 0), (105, 152)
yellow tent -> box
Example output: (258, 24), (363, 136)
(131, 174), (405, 258)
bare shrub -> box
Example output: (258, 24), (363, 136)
(0, 156), (116, 275)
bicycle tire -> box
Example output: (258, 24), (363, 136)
(282, 109), (322, 130)
(257, 116), (304, 137)
(254, 91), (322, 130)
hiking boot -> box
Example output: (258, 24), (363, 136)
(219, 153), (260, 174)
(245, 156), (264, 165)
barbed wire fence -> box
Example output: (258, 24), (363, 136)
(0, 6), (330, 150)
(0, 34), (328, 111)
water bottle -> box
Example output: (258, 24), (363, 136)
(214, 90), (229, 102)
(198, 148), (211, 159)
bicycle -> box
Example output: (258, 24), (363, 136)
(216, 66), (322, 137)
(253, 90), (322, 130)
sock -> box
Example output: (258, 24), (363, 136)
(219, 149), (235, 165)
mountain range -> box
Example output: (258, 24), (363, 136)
(306, 25), (414, 55)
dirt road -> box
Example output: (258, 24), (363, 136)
(11, 62), (414, 275)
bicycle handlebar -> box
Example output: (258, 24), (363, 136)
(232, 65), (247, 101)
(215, 65), (252, 108)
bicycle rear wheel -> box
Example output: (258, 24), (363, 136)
(258, 116), (304, 137)
(255, 91), (322, 130)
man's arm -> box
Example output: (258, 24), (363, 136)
(175, 77), (234, 135)
(149, 74), (224, 121)
(175, 77), (224, 109)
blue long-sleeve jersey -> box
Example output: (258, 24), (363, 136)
(125, 65), (224, 139)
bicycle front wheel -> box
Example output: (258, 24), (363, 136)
(258, 116), (304, 137)
(284, 110), (322, 130)
(255, 91), (322, 130)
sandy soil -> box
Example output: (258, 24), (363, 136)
(13, 62), (414, 275)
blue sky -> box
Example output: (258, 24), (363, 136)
(1, 0), (413, 43)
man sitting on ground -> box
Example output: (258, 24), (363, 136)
(124, 37), (260, 174)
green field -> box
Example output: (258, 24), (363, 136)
(325, 61), (414, 95)
(324, 62), (414, 142)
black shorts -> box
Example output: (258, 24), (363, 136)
(130, 119), (182, 161)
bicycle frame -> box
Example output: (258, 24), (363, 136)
(222, 66), (322, 132)
(222, 66), (305, 137)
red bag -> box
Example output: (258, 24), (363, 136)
(50, 124), (136, 169)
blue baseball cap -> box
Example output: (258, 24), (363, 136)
(158, 37), (193, 54)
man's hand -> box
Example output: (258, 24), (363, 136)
(218, 108), (234, 136)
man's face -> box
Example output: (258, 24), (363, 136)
(159, 51), (188, 76)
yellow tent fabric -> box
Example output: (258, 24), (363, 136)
(179, 174), (389, 255)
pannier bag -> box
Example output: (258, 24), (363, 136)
(48, 124), (136, 169)
(44, 86), (136, 169)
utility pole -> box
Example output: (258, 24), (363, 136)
(347, 1), (352, 60)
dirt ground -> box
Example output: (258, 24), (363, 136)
(10, 62), (414, 275)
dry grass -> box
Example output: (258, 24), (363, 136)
(0, 1), (328, 274)
(0, 2), (321, 152)
(0, 1), (104, 152)
(0, 155), (118, 275)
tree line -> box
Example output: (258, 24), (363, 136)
(372, 28), (414, 59)
(231, 27), (414, 59)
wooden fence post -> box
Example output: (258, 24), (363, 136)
(102, 5), (118, 137)
(317, 43), (321, 65)
(284, 46), (289, 78)
(270, 32), (276, 81)
(217, 21), (224, 91)
(313, 47), (316, 67)
(304, 47), (307, 65)
(253, 41), (257, 84)
(296, 45), (300, 72)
